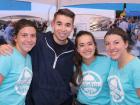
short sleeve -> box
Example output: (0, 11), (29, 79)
(0, 55), (12, 77)
(133, 59), (140, 88)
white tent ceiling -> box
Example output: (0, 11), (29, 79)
(0, 3), (56, 20)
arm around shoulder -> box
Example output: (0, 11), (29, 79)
(0, 44), (13, 55)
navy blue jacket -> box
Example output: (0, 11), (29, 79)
(26, 32), (74, 105)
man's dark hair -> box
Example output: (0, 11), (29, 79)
(53, 8), (75, 23)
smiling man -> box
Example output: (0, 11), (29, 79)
(26, 8), (75, 105)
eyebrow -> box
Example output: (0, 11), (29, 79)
(56, 21), (72, 25)
(78, 41), (93, 45)
(56, 21), (61, 23)
(19, 33), (36, 35)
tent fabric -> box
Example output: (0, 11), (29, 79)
(0, 0), (31, 10)
(126, 4), (140, 16)
(17, 0), (140, 6)
(126, 4), (140, 11)
(0, 3), (56, 19)
(66, 3), (124, 10)
(126, 11), (140, 16)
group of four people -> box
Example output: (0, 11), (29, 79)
(0, 8), (140, 105)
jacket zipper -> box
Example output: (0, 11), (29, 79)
(45, 38), (74, 69)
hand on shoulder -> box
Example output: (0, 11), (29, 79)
(0, 44), (13, 55)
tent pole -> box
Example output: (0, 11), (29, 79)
(56, 0), (60, 11)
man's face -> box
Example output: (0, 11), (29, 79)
(52, 14), (74, 45)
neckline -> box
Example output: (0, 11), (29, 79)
(118, 57), (136, 71)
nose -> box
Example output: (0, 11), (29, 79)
(85, 44), (91, 51)
(61, 25), (67, 32)
(108, 43), (115, 50)
(26, 35), (33, 42)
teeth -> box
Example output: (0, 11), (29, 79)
(60, 34), (66, 36)
(24, 45), (34, 48)
(110, 51), (117, 56)
(60, 32), (67, 35)
(84, 52), (92, 55)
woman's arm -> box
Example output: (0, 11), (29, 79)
(0, 44), (13, 55)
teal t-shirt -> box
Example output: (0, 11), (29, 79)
(77, 56), (111, 105)
(0, 48), (32, 105)
(108, 57), (140, 105)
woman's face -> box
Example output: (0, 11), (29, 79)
(104, 34), (128, 60)
(15, 26), (36, 56)
(77, 34), (96, 63)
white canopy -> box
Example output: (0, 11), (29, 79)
(0, 3), (56, 20)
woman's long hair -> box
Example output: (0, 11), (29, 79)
(73, 30), (99, 86)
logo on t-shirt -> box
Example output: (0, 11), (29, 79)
(15, 67), (32, 96)
(108, 75), (124, 102)
(80, 71), (102, 96)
